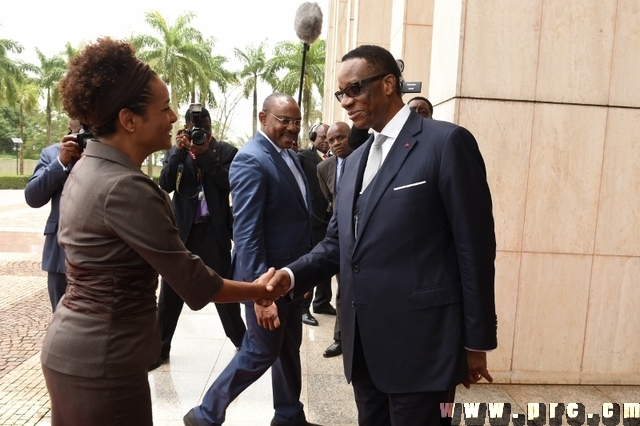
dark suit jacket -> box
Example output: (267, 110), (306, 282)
(229, 132), (313, 284)
(297, 146), (330, 228)
(159, 138), (237, 258)
(287, 112), (497, 393)
(24, 143), (70, 274)
(317, 155), (337, 209)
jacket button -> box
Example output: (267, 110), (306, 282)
(352, 265), (360, 273)
(351, 301), (355, 308)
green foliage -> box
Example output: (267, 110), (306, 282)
(1, 12), (330, 164)
(0, 105), (19, 153)
(234, 42), (277, 135)
(0, 174), (30, 189)
(0, 38), (28, 104)
(33, 49), (67, 146)
(265, 40), (326, 143)
(131, 11), (235, 112)
(0, 104), (68, 159)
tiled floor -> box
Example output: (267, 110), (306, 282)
(0, 189), (638, 426)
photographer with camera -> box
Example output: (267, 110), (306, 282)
(153, 105), (246, 370)
(25, 117), (87, 311)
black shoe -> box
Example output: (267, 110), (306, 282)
(323, 340), (342, 358)
(183, 407), (200, 425)
(313, 304), (337, 315)
(301, 311), (318, 326)
(270, 419), (322, 426)
(148, 353), (169, 371)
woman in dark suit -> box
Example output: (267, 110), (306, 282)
(40, 37), (286, 426)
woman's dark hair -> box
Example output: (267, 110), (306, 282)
(59, 37), (156, 137)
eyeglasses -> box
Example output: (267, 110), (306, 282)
(265, 111), (302, 128)
(334, 73), (388, 102)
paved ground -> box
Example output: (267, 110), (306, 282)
(0, 189), (638, 426)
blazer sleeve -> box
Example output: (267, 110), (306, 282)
(229, 152), (268, 281)
(287, 203), (341, 296)
(439, 125), (497, 350)
(104, 174), (221, 310)
(316, 162), (333, 206)
(24, 145), (68, 208)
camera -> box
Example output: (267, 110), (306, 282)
(186, 103), (207, 146)
(75, 126), (93, 151)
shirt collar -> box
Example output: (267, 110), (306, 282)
(371, 104), (411, 141)
(259, 129), (284, 154)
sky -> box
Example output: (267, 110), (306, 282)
(0, 0), (329, 141)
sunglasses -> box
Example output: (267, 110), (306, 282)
(334, 73), (388, 102)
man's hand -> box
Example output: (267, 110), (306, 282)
(176, 131), (189, 151)
(254, 267), (279, 306)
(59, 135), (82, 166)
(266, 269), (291, 298)
(462, 350), (493, 389)
(255, 303), (280, 330)
(176, 129), (210, 156)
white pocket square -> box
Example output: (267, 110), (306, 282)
(393, 181), (426, 191)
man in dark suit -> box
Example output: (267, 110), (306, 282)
(268, 45), (497, 425)
(184, 94), (319, 426)
(25, 118), (83, 311)
(316, 121), (353, 358)
(297, 123), (335, 326)
(152, 107), (245, 370)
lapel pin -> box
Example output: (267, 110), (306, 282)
(404, 143), (410, 148)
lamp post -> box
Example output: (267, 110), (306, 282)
(11, 138), (23, 175)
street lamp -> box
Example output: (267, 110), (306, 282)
(11, 138), (23, 175)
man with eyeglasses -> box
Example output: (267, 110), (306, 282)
(266, 45), (497, 425)
(184, 93), (319, 426)
(406, 96), (433, 119)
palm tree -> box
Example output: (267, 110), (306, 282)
(15, 80), (40, 174)
(131, 11), (235, 120)
(33, 48), (66, 146)
(234, 42), (277, 135)
(131, 11), (235, 175)
(0, 38), (27, 104)
(265, 39), (326, 145)
(62, 42), (81, 63)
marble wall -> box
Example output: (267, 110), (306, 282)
(324, 0), (640, 384)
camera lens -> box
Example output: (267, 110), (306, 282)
(191, 129), (206, 145)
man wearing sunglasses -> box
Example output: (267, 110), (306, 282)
(267, 45), (497, 425)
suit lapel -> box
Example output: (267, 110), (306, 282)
(327, 156), (337, 196)
(257, 136), (308, 211)
(291, 150), (313, 214)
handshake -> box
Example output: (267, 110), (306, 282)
(251, 268), (292, 307)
